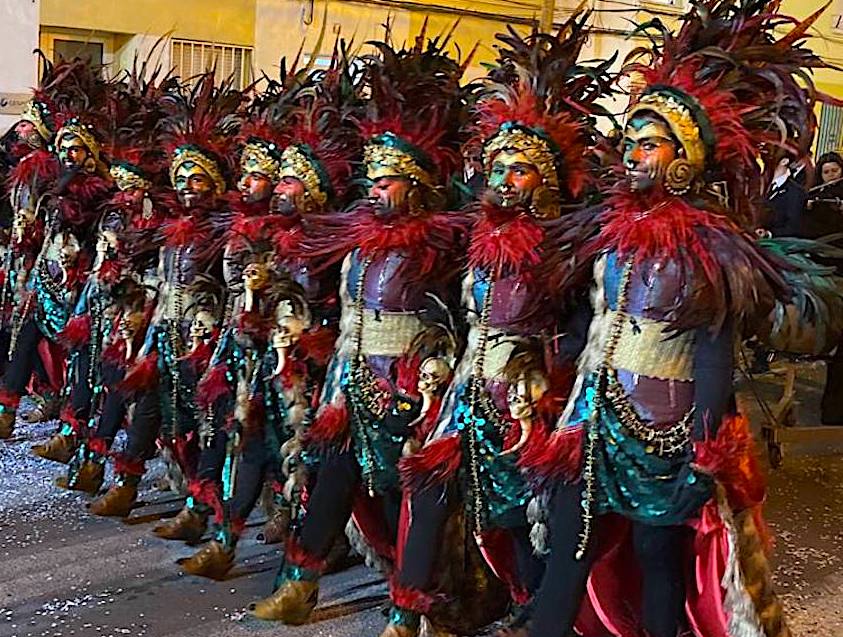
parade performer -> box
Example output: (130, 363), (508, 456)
(42, 63), (173, 486)
(249, 30), (471, 622)
(518, 2), (841, 636)
(0, 62), (113, 439)
(90, 74), (242, 517)
(149, 80), (289, 544)
(179, 56), (362, 578)
(381, 17), (614, 637)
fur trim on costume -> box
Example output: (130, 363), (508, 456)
(390, 582), (444, 614)
(112, 453), (145, 477)
(305, 400), (349, 448)
(345, 518), (392, 574)
(59, 404), (83, 435)
(468, 204), (545, 278)
(399, 434), (461, 492)
(119, 353), (158, 394)
(284, 535), (327, 573)
(518, 425), (583, 485)
(196, 363), (231, 410)
(298, 327), (336, 366)
(0, 389), (21, 410)
(188, 478), (223, 523)
(59, 314), (92, 348)
(88, 437), (109, 457)
(694, 413), (767, 514)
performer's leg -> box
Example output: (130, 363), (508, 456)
(250, 447), (360, 623)
(631, 522), (690, 637)
(89, 389), (160, 517)
(526, 483), (597, 637)
(0, 319), (40, 437)
(821, 344), (843, 425)
(512, 524), (544, 596)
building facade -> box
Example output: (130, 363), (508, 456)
(1, 0), (841, 149)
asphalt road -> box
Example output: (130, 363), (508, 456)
(0, 360), (841, 637)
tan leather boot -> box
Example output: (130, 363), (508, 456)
(178, 540), (235, 580)
(249, 580), (319, 624)
(55, 460), (104, 495)
(89, 483), (137, 517)
(0, 410), (15, 439)
(32, 432), (78, 464)
(256, 508), (291, 545)
(152, 505), (209, 544)
(378, 623), (419, 637)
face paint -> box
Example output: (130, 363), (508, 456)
(368, 176), (413, 218)
(174, 162), (215, 208)
(238, 171), (275, 203)
(487, 150), (544, 209)
(622, 114), (679, 192)
(270, 176), (308, 216)
(57, 134), (92, 172)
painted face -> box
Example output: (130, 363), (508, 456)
(189, 309), (216, 341)
(9, 121), (42, 151)
(270, 176), (307, 216)
(821, 161), (842, 184)
(417, 357), (450, 396)
(242, 261), (270, 291)
(238, 171), (275, 203)
(174, 162), (215, 208)
(272, 299), (307, 349)
(57, 134), (93, 172)
(369, 176), (412, 218)
(118, 310), (145, 341)
(622, 114), (679, 192)
(487, 150), (544, 208)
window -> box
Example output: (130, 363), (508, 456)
(53, 39), (104, 65)
(817, 103), (843, 156)
(171, 40), (253, 89)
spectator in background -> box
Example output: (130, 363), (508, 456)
(790, 149), (815, 188)
(804, 152), (843, 425)
(765, 152), (807, 237)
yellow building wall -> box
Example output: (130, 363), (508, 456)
(40, 0), (256, 45)
(780, 0), (843, 98)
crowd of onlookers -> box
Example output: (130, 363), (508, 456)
(763, 150), (843, 426)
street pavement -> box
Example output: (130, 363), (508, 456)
(0, 361), (841, 637)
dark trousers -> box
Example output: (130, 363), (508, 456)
(396, 484), (542, 602)
(2, 319), (44, 397)
(294, 448), (400, 565)
(65, 347), (95, 428)
(822, 346), (843, 425)
(528, 483), (690, 637)
(123, 389), (161, 463)
(227, 433), (273, 523)
(91, 364), (130, 446)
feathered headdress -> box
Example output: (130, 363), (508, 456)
(158, 72), (246, 195)
(470, 12), (616, 211)
(103, 44), (176, 192)
(358, 21), (474, 189)
(276, 40), (364, 208)
(623, 0), (834, 226)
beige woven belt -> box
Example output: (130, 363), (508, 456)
(466, 326), (526, 380)
(603, 309), (695, 381)
(359, 310), (424, 357)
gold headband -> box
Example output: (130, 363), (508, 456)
(20, 100), (51, 142)
(110, 164), (151, 192)
(628, 93), (706, 172)
(363, 142), (434, 187)
(483, 128), (559, 190)
(241, 141), (281, 180)
(278, 145), (328, 207)
(170, 147), (226, 195)
(55, 122), (101, 161)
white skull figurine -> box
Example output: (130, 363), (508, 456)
(189, 310), (216, 344)
(417, 357), (451, 398)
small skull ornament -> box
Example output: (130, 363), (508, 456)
(271, 299), (308, 350)
(242, 261), (270, 292)
(11, 208), (35, 245)
(118, 310), (145, 342)
(189, 309), (217, 343)
(502, 373), (548, 456)
(417, 357), (451, 398)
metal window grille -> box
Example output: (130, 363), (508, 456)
(171, 39), (253, 89)
(817, 103), (843, 156)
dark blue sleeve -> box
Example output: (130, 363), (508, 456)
(693, 322), (734, 440)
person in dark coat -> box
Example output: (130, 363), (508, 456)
(765, 153), (807, 237)
(804, 152), (843, 425)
